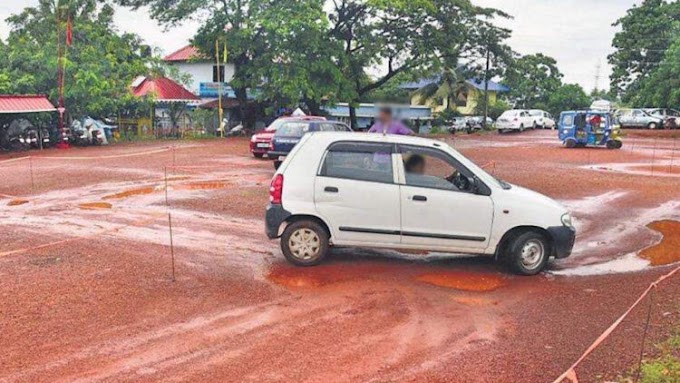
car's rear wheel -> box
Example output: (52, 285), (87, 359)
(280, 220), (329, 266)
(507, 231), (550, 275)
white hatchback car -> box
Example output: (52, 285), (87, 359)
(265, 133), (575, 275)
(495, 110), (537, 133)
(528, 110), (556, 129)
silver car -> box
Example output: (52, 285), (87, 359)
(616, 109), (665, 129)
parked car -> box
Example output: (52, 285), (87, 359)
(495, 110), (536, 133)
(616, 109), (665, 129)
(250, 117), (326, 158)
(446, 117), (469, 133)
(645, 108), (680, 121)
(528, 110), (556, 129)
(466, 116), (494, 131)
(265, 132), (576, 275)
(269, 118), (351, 169)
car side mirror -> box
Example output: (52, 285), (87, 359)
(468, 175), (479, 193)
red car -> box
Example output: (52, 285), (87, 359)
(249, 116), (327, 158)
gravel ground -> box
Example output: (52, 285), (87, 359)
(0, 130), (678, 383)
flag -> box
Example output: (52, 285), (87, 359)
(66, 16), (73, 46)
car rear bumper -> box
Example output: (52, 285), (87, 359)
(547, 226), (576, 259)
(266, 204), (291, 239)
(268, 151), (288, 160)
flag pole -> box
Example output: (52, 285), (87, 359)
(216, 39), (224, 137)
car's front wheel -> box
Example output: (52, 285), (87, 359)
(280, 220), (330, 266)
(507, 231), (550, 275)
(648, 122), (658, 130)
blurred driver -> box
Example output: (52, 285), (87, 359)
(369, 107), (414, 135)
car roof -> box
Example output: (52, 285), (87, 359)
(303, 131), (448, 148)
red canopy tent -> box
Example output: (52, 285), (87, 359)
(0, 95), (57, 114)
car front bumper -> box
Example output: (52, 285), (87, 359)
(547, 226), (576, 259)
(265, 204), (291, 239)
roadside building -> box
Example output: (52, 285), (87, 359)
(130, 76), (200, 137)
(400, 78), (509, 116)
(323, 103), (433, 132)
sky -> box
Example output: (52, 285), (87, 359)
(0, 0), (638, 91)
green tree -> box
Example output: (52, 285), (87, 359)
(608, 0), (680, 101)
(502, 53), (563, 109)
(544, 84), (591, 117)
(3, 0), (149, 119)
(330, 0), (510, 127)
(632, 37), (680, 107)
(118, 0), (343, 123)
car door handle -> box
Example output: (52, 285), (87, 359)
(324, 186), (339, 193)
(412, 195), (427, 202)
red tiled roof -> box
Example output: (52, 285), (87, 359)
(132, 77), (199, 102)
(0, 95), (57, 114)
(163, 45), (205, 62)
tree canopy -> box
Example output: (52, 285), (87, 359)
(1, 0), (151, 119)
(502, 53), (563, 109)
(608, 0), (680, 102)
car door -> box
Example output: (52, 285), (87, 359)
(397, 145), (493, 251)
(314, 141), (401, 245)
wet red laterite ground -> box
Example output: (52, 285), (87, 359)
(0, 130), (678, 383)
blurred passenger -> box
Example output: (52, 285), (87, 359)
(369, 107), (414, 135)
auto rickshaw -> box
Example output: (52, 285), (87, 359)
(558, 110), (623, 149)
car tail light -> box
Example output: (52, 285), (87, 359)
(270, 174), (284, 204)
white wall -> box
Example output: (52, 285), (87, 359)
(171, 62), (236, 94)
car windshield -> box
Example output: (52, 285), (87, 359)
(276, 122), (310, 137)
(499, 111), (516, 118)
(529, 111), (542, 116)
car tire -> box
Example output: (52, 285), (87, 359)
(507, 231), (550, 276)
(648, 122), (658, 130)
(253, 153), (264, 158)
(280, 220), (330, 267)
(498, 129), (504, 134)
(519, 124), (525, 132)
(532, 122), (538, 129)
(274, 161), (282, 170)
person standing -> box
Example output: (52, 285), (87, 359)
(369, 107), (414, 135)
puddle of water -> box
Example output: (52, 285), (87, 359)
(416, 271), (507, 292)
(7, 199), (29, 206)
(267, 266), (330, 288)
(103, 187), (155, 200)
(79, 202), (113, 210)
(551, 253), (649, 276)
(453, 296), (498, 306)
(640, 220), (680, 266)
(173, 181), (229, 191)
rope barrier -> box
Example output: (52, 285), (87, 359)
(550, 265), (680, 383)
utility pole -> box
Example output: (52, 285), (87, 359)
(593, 61), (601, 95)
(483, 41), (491, 130)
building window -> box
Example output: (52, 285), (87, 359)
(455, 90), (468, 107)
(212, 65), (225, 83)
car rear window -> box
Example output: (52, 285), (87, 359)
(320, 142), (393, 184)
(277, 122), (310, 137)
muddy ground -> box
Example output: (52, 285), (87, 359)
(0, 130), (678, 383)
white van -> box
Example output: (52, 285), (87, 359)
(265, 133), (575, 275)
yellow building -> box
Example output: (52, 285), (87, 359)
(401, 78), (509, 116)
